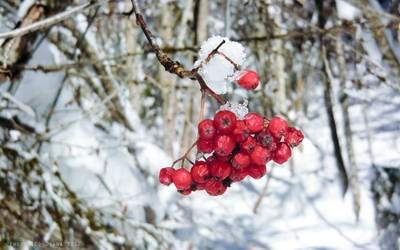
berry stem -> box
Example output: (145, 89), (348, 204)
(200, 90), (205, 121)
(192, 40), (226, 72)
(196, 74), (226, 105)
(171, 139), (198, 169)
(216, 51), (239, 70)
(204, 40), (226, 64)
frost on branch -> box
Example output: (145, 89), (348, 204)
(195, 36), (246, 94)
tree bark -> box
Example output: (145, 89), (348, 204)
(336, 35), (361, 219)
(321, 45), (349, 195)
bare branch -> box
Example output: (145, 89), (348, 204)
(0, 1), (98, 39)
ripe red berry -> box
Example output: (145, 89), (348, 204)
(244, 113), (264, 133)
(256, 128), (278, 151)
(159, 167), (175, 185)
(232, 151), (250, 169)
(229, 167), (248, 182)
(237, 69), (259, 90)
(205, 180), (227, 196)
(214, 110), (237, 134)
(247, 164), (267, 179)
(267, 116), (288, 140)
(209, 160), (231, 180)
(232, 120), (250, 142)
(195, 182), (206, 190)
(198, 119), (216, 140)
(190, 161), (210, 183)
(172, 168), (192, 190)
(197, 139), (213, 154)
(215, 154), (231, 162)
(214, 134), (235, 157)
(240, 136), (257, 153)
(250, 145), (272, 166)
(285, 127), (304, 147)
(273, 142), (292, 164)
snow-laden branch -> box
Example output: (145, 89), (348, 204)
(0, 1), (98, 39)
(125, 0), (226, 105)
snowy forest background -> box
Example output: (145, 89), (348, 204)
(0, 0), (400, 249)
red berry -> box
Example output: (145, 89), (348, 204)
(209, 160), (231, 180)
(267, 116), (288, 140)
(206, 155), (217, 164)
(197, 139), (213, 154)
(229, 167), (248, 182)
(256, 128), (278, 151)
(178, 189), (192, 195)
(172, 168), (192, 190)
(273, 142), (292, 164)
(215, 154), (231, 162)
(240, 136), (257, 153)
(250, 145), (272, 166)
(198, 119), (216, 140)
(237, 69), (259, 90)
(214, 110), (237, 134)
(232, 120), (250, 142)
(195, 182), (206, 190)
(190, 161), (210, 183)
(244, 113), (264, 133)
(159, 167), (175, 185)
(213, 134), (235, 157)
(285, 127), (304, 147)
(247, 164), (267, 179)
(232, 151), (250, 169)
(205, 180), (227, 196)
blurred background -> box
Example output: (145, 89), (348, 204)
(0, 0), (399, 249)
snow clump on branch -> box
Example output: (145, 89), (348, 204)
(195, 36), (246, 94)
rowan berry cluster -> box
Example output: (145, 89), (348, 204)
(159, 108), (303, 196)
(158, 39), (303, 196)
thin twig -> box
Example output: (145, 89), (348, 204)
(200, 90), (206, 121)
(171, 140), (198, 169)
(0, 1), (98, 39)
(253, 166), (274, 214)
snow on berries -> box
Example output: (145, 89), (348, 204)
(159, 113), (304, 196)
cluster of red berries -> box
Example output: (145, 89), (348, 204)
(159, 110), (304, 196)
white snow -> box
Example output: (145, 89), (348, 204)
(217, 99), (249, 120)
(336, 0), (361, 21)
(195, 36), (246, 94)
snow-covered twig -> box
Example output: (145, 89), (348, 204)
(124, 0), (226, 105)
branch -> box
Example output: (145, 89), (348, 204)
(125, 0), (226, 105)
(0, 1), (98, 39)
